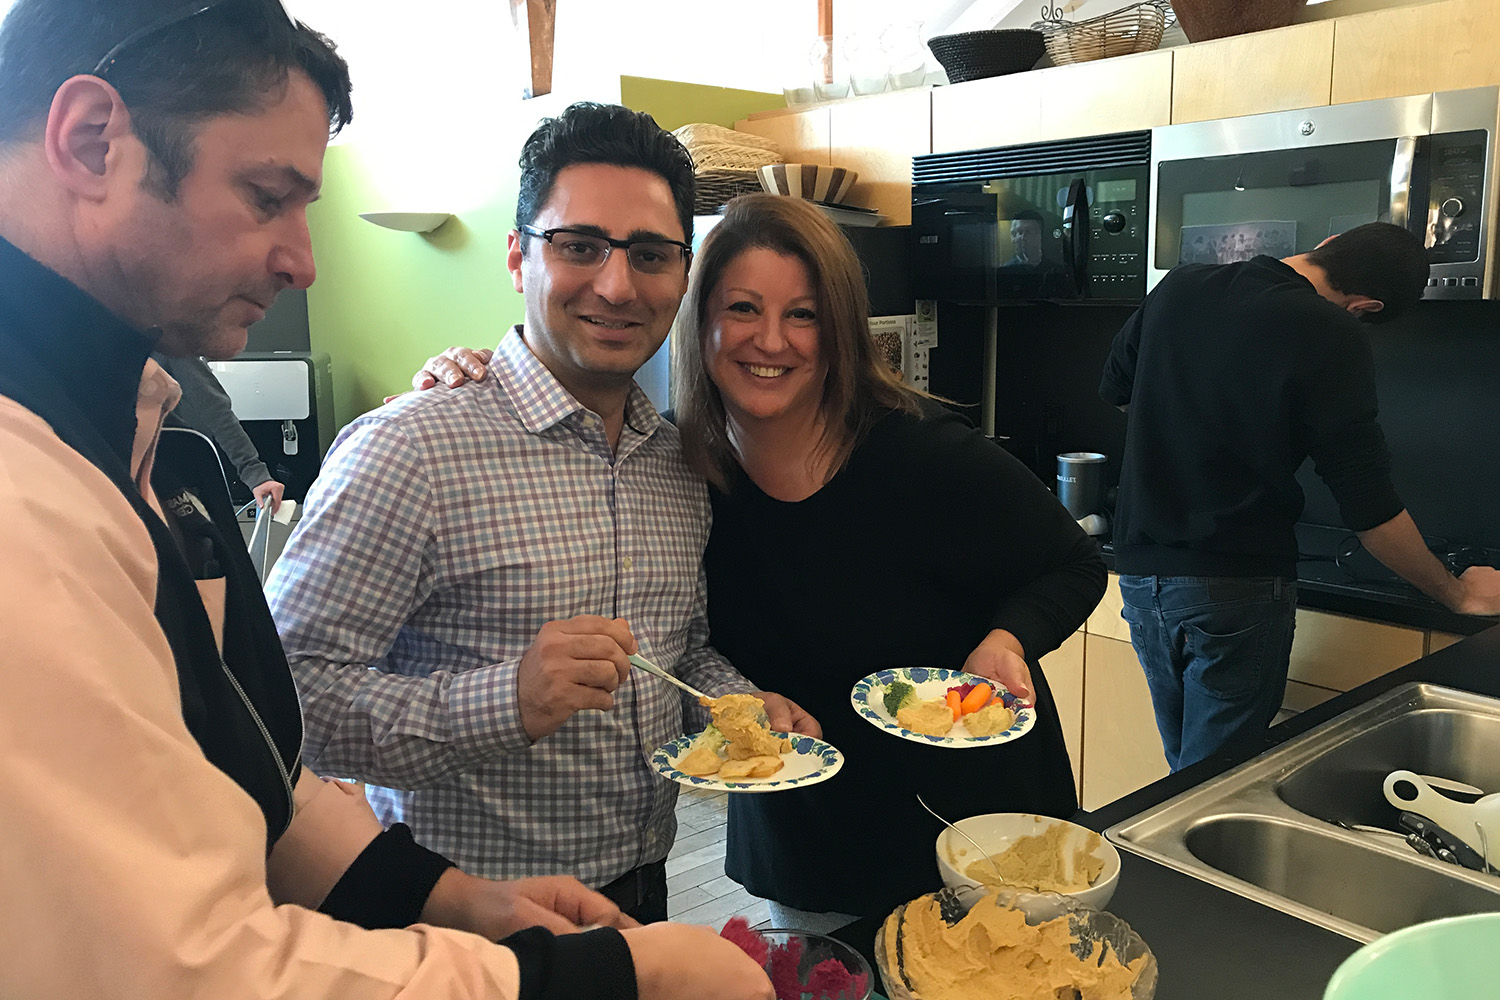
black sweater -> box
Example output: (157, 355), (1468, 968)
(706, 401), (1105, 915)
(1100, 255), (1404, 579)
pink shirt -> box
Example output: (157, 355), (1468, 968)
(0, 361), (520, 998)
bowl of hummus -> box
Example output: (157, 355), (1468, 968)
(934, 813), (1121, 911)
(876, 885), (1156, 1000)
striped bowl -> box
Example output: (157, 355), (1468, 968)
(756, 163), (859, 205)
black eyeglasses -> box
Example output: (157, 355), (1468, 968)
(520, 225), (692, 276)
(92, 0), (298, 78)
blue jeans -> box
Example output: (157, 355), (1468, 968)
(1118, 575), (1297, 772)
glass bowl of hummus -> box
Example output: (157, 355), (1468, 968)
(934, 812), (1121, 911)
(876, 885), (1157, 1000)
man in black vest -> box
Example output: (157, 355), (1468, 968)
(0, 2), (771, 998)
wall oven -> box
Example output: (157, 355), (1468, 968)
(911, 130), (1152, 304)
(1150, 86), (1498, 298)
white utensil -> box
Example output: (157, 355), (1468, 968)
(1383, 769), (1500, 866)
(1418, 774), (1486, 799)
(918, 794), (1006, 885)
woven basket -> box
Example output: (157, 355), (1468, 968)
(693, 168), (765, 214)
(927, 28), (1046, 84)
(673, 123), (783, 214)
(1033, 0), (1173, 65)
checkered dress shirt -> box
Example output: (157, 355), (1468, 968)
(266, 328), (754, 885)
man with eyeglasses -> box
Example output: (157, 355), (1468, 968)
(265, 102), (818, 926)
(0, 3), (772, 999)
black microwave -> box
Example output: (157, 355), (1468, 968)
(911, 130), (1151, 304)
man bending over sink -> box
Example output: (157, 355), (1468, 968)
(1100, 223), (1500, 772)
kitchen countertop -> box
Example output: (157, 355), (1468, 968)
(1098, 529), (1500, 636)
(1081, 622), (1500, 1000)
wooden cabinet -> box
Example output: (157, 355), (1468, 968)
(1331, 0), (1500, 103)
(1036, 49), (1173, 140)
(1172, 20), (1335, 122)
(1081, 633), (1170, 810)
(931, 71), (1047, 153)
(1287, 607), (1426, 692)
(734, 107), (831, 166)
(1085, 573), (1131, 643)
(826, 89), (931, 225)
(1040, 631), (1085, 800)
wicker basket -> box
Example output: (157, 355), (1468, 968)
(927, 28), (1046, 84)
(1033, 0), (1173, 66)
(673, 123), (783, 214)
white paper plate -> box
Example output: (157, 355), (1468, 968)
(650, 731), (843, 793)
(850, 667), (1035, 748)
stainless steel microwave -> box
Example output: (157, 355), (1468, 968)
(1150, 87), (1498, 298)
(910, 130), (1151, 304)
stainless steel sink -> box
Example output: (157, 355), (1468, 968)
(1106, 683), (1500, 941)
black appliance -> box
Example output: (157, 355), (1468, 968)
(911, 130), (1151, 304)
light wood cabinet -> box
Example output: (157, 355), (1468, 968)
(1040, 631), (1086, 800)
(1428, 631), (1467, 654)
(733, 107), (831, 166)
(1172, 20), (1335, 123)
(1035, 49), (1173, 140)
(931, 71), (1047, 153)
(826, 89), (931, 225)
(1287, 607), (1426, 692)
(1085, 573), (1131, 643)
(1081, 633), (1170, 810)
(1331, 0), (1500, 104)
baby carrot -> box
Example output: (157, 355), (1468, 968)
(945, 689), (963, 720)
(960, 683), (993, 715)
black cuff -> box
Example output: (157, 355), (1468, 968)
(504, 926), (638, 1000)
(318, 823), (457, 929)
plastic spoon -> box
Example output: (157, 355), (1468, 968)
(627, 654), (771, 727)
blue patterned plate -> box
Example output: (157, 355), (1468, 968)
(650, 731), (843, 793)
(849, 667), (1035, 748)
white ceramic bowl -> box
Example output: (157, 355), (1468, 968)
(756, 163), (859, 205)
(934, 812), (1121, 910)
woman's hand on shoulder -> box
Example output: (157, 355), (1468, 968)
(962, 629), (1033, 703)
(412, 347), (494, 391)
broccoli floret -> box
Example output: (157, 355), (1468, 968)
(882, 679), (917, 716)
(697, 723), (727, 753)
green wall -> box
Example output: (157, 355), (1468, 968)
(305, 78), (779, 426)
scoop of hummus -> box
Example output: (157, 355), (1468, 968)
(897, 698), (955, 736)
(959, 823), (1105, 894)
(884, 893), (1142, 1000)
(963, 700), (1015, 737)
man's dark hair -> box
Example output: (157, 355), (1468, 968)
(1305, 222), (1430, 323)
(0, 0), (353, 198)
(1012, 208), (1045, 225)
(516, 102), (696, 246)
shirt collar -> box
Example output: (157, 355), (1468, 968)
(491, 326), (662, 438)
(0, 234), (158, 468)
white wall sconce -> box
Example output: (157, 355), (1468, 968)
(358, 212), (454, 233)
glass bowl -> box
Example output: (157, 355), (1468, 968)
(875, 885), (1157, 1000)
(759, 929), (873, 1000)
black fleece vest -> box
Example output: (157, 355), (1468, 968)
(0, 238), (301, 850)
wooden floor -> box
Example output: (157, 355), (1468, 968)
(665, 787), (772, 929)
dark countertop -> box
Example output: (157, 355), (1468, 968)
(1080, 623), (1500, 1000)
(1098, 526), (1500, 636)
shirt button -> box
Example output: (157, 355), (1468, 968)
(622, 556), (634, 570)
(582, 415), (597, 428)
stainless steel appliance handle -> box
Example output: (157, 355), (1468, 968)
(1390, 135), (1417, 229)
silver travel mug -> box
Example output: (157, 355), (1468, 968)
(1056, 452), (1106, 519)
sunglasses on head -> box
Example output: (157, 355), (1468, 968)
(92, 0), (299, 78)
